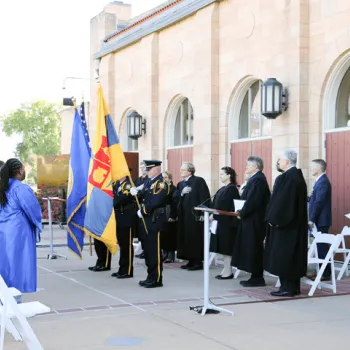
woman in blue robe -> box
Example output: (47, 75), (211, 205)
(0, 158), (42, 293)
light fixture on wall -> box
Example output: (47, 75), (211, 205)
(127, 111), (146, 140)
(261, 78), (288, 119)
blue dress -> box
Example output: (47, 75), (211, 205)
(0, 179), (42, 293)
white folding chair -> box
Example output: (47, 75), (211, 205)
(303, 233), (342, 296)
(334, 226), (350, 280)
(0, 275), (49, 350)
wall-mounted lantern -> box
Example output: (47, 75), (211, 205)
(261, 78), (288, 119)
(127, 111), (146, 140)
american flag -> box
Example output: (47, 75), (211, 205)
(79, 101), (91, 152)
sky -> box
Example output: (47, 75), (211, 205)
(0, 0), (166, 161)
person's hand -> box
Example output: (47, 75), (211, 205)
(130, 187), (138, 196)
(308, 221), (314, 229)
(137, 210), (143, 218)
(209, 214), (214, 222)
(181, 186), (191, 196)
(168, 218), (175, 222)
(199, 216), (204, 222)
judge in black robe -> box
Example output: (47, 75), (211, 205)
(231, 157), (271, 287)
(160, 171), (178, 263)
(210, 167), (240, 280)
(264, 150), (308, 297)
(177, 162), (211, 271)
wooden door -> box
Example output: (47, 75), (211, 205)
(231, 138), (272, 188)
(167, 147), (193, 185)
(326, 130), (350, 234)
(124, 152), (139, 181)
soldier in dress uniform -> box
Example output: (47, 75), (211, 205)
(134, 161), (149, 259)
(111, 176), (136, 279)
(130, 160), (169, 288)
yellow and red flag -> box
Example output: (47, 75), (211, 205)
(84, 84), (130, 254)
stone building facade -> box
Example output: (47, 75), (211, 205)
(83, 0), (350, 232)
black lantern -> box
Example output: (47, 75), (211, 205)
(261, 78), (288, 119)
(127, 111), (146, 140)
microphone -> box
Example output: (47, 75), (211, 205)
(195, 194), (216, 209)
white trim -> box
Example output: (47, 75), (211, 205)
(167, 144), (194, 150)
(324, 126), (350, 134)
(165, 95), (187, 149)
(229, 136), (272, 144)
(322, 50), (350, 157)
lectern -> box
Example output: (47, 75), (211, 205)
(193, 206), (239, 316)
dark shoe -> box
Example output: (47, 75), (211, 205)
(216, 274), (233, 280)
(91, 266), (110, 272)
(270, 290), (295, 297)
(139, 279), (151, 286)
(88, 266), (96, 271)
(116, 273), (133, 279)
(165, 252), (175, 263)
(187, 263), (203, 271)
(240, 278), (265, 287)
(181, 262), (193, 270)
(142, 280), (163, 288)
(111, 272), (119, 277)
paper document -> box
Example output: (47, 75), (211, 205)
(234, 199), (246, 211)
(345, 213), (350, 219)
(210, 220), (218, 234)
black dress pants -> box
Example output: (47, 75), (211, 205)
(117, 227), (134, 275)
(94, 239), (111, 269)
(316, 226), (331, 278)
(143, 217), (162, 282)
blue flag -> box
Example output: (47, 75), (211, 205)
(66, 103), (91, 258)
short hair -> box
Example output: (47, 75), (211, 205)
(247, 156), (264, 171)
(312, 159), (327, 172)
(282, 149), (298, 166)
(182, 162), (195, 175)
(221, 166), (237, 185)
(163, 171), (173, 182)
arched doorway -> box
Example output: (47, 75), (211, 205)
(228, 77), (273, 187)
(119, 109), (139, 180)
(323, 51), (350, 234)
(165, 96), (194, 185)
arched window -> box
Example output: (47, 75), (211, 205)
(120, 111), (138, 152)
(174, 98), (193, 146)
(238, 80), (272, 139)
(336, 68), (350, 128)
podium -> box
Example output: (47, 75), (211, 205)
(193, 206), (239, 316)
(42, 197), (67, 260)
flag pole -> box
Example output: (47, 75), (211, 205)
(127, 175), (148, 234)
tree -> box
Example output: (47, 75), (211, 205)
(0, 100), (61, 183)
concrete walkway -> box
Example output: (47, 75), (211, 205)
(4, 226), (350, 349)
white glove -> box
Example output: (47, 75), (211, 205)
(181, 186), (191, 196)
(130, 187), (138, 196)
(136, 184), (144, 191)
(137, 210), (143, 218)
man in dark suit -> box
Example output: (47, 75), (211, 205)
(308, 159), (332, 280)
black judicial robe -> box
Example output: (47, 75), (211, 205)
(210, 183), (240, 256)
(177, 176), (211, 262)
(231, 171), (271, 273)
(264, 167), (308, 279)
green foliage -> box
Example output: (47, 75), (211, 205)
(0, 100), (61, 164)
